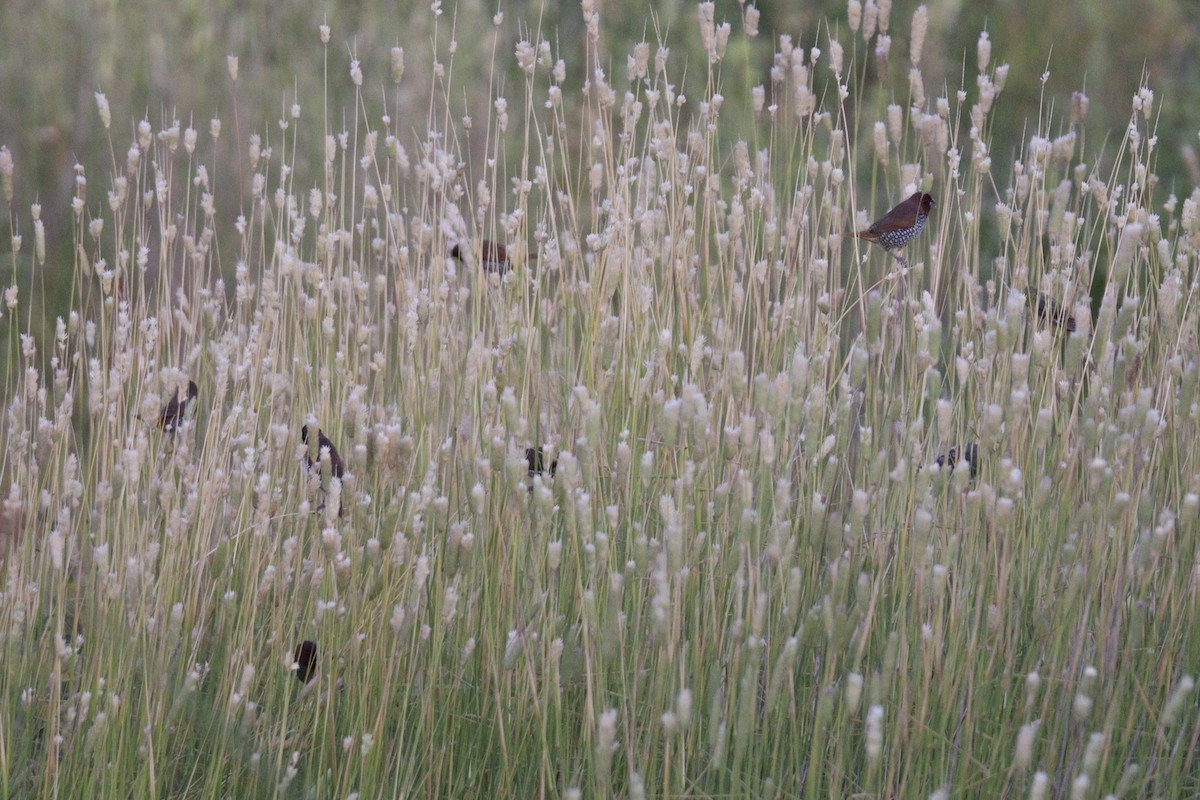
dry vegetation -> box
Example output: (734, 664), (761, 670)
(1, 1), (1199, 797)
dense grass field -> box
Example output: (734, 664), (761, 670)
(2, 2), (1199, 797)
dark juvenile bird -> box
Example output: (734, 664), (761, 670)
(935, 443), (979, 479)
(450, 241), (534, 274)
(293, 640), (318, 683)
(157, 379), (199, 432)
(1033, 292), (1077, 333)
(301, 425), (346, 516)
(301, 425), (345, 478)
(526, 446), (558, 488)
(857, 192), (936, 260)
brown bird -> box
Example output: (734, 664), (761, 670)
(157, 379), (199, 432)
(935, 443), (979, 479)
(293, 640), (318, 683)
(526, 446), (558, 492)
(301, 425), (346, 516)
(1033, 292), (1077, 333)
(450, 241), (534, 274)
(857, 192), (936, 262)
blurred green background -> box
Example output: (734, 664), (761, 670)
(1, 0), (1198, 355)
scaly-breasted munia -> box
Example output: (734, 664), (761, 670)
(856, 192), (936, 260)
(450, 241), (534, 274)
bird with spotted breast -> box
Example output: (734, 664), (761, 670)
(450, 241), (535, 274)
(856, 192), (936, 266)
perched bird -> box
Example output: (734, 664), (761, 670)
(293, 640), (318, 683)
(156, 379), (199, 432)
(301, 425), (346, 478)
(1033, 292), (1077, 333)
(450, 241), (534, 274)
(526, 446), (558, 488)
(856, 192), (936, 262)
(935, 443), (979, 479)
(301, 425), (346, 516)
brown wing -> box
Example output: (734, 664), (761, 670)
(862, 192), (925, 235)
